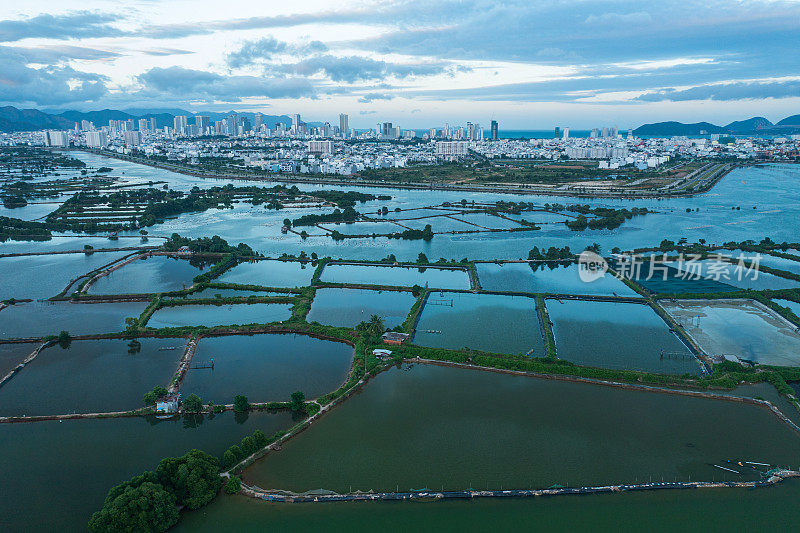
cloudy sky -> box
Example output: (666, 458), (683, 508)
(1, 0), (798, 128)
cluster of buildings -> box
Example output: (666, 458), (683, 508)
(2, 113), (798, 176)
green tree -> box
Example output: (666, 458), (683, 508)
(290, 391), (306, 411)
(233, 395), (249, 413)
(417, 252), (429, 264)
(183, 394), (203, 412)
(155, 450), (222, 510)
(143, 386), (168, 406)
(88, 481), (178, 533)
(253, 429), (268, 448)
(57, 330), (71, 348)
(224, 476), (242, 494)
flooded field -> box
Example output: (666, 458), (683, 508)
(0, 338), (184, 416)
(477, 262), (640, 296)
(546, 300), (699, 374)
(216, 259), (314, 287)
(661, 299), (800, 366)
(146, 303), (293, 329)
(307, 288), (417, 328)
(0, 251), (131, 300)
(412, 292), (545, 356)
(181, 334), (353, 404)
(0, 411), (294, 532)
(0, 301), (148, 339)
(88, 255), (205, 294)
(0, 342), (36, 377)
(320, 263), (471, 289)
(243, 364), (800, 492)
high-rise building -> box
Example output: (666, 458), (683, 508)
(85, 131), (108, 149)
(293, 114), (302, 128)
(253, 113), (263, 132)
(173, 115), (188, 136)
(339, 114), (349, 138)
(125, 119), (135, 132)
(308, 140), (334, 155)
(554, 127), (561, 139)
(80, 120), (94, 131)
(562, 127), (570, 139)
(124, 130), (141, 148)
(195, 115), (210, 135)
(490, 120), (498, 140)
(138, 119), (149, 132)
(45, 130), (69, 147)
(435, 141), (469, 157)
(150, 117), (158, 131)
(381, 122), (393, 137)
(241, 117), (251, 133)
(227, 114), (239, 135)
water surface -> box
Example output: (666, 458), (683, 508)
(0, 301), (147, 339)
(477, 262), (639, 296)
(88, 255), (205, 294)
(146, 303), (293, 329)
(307, 288), (416, 328)
(217, 260), (314, 287)
(320, 263), (470, 289)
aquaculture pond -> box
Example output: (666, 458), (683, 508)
(319, 263), (471, 289)
(661, 299), (800, 366)
(0, 410), (294, 532)
(715, 249), (800, 276)
(146, 303), (293, 329)
(181, 334), (353, 404)
(0, 250), (131, 300)
(611, 259), (738, 294)
(243, 364), (800, 493)
(665, 259), (798, 291)
(87, 255), (206, 294)
(323, 221), (405, 235)
(0, 301), (148, 339)
(0, 342), (36, 377)
(176, 480), (800, 533)
(0, 338), (184, 416)
(546, 300), (699, 374)
(772, 298), (800, 318)
(476, 261), (640, 296)
(216, 259), (314, 287)
(169, 287), (284, 300)
(307, 288), (417, 328)
(412, 292), (545, 356)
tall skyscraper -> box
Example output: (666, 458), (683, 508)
(173, 115), (188, 136)
(339, 114), (349, 138)
(253, 113), (263, 131)
(554, 126), (561, 139)
(138, 119), (149, 132)
(490, 120), (498, 140)
(150, 117), (158, 131)
(195, 115), (210, 135)
(562, 127), (570, 139)
(227, 114), (238, 136)
(293, 114), (302, 129)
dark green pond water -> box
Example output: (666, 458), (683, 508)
(307, 288), (417, 328)
(181, 334), (353, 404)
(0, 342), (36, 377)
(546, 299), (700, 375)
(412, 292), (545, 356)
(146, 303), (293, 329)
(244, 365), (800, 493)
(0, 410), (294, 532)
(176, 479), (800, 532)
(0, 301), (148, 339)
(88, 255), (205, 294)
(171, 287), (284, 300)
(0, 338), (183, 416)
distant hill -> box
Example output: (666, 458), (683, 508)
(0, 106), (73, 132)
(58, 109), (135, 125)
(776, 114), (800, 127)
(724, 117), (773, 133)
(632, 121), (728, 136)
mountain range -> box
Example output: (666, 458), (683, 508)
(0, 105), (798, 135)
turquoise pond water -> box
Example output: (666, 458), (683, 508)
(412, 292), (545, 356)
(307, 288), (417, 328)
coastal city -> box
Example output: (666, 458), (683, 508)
(1, 1), (800, 532)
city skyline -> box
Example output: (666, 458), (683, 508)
(0, 1), (799, 128)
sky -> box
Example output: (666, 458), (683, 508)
(0, 0), (798, 129)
